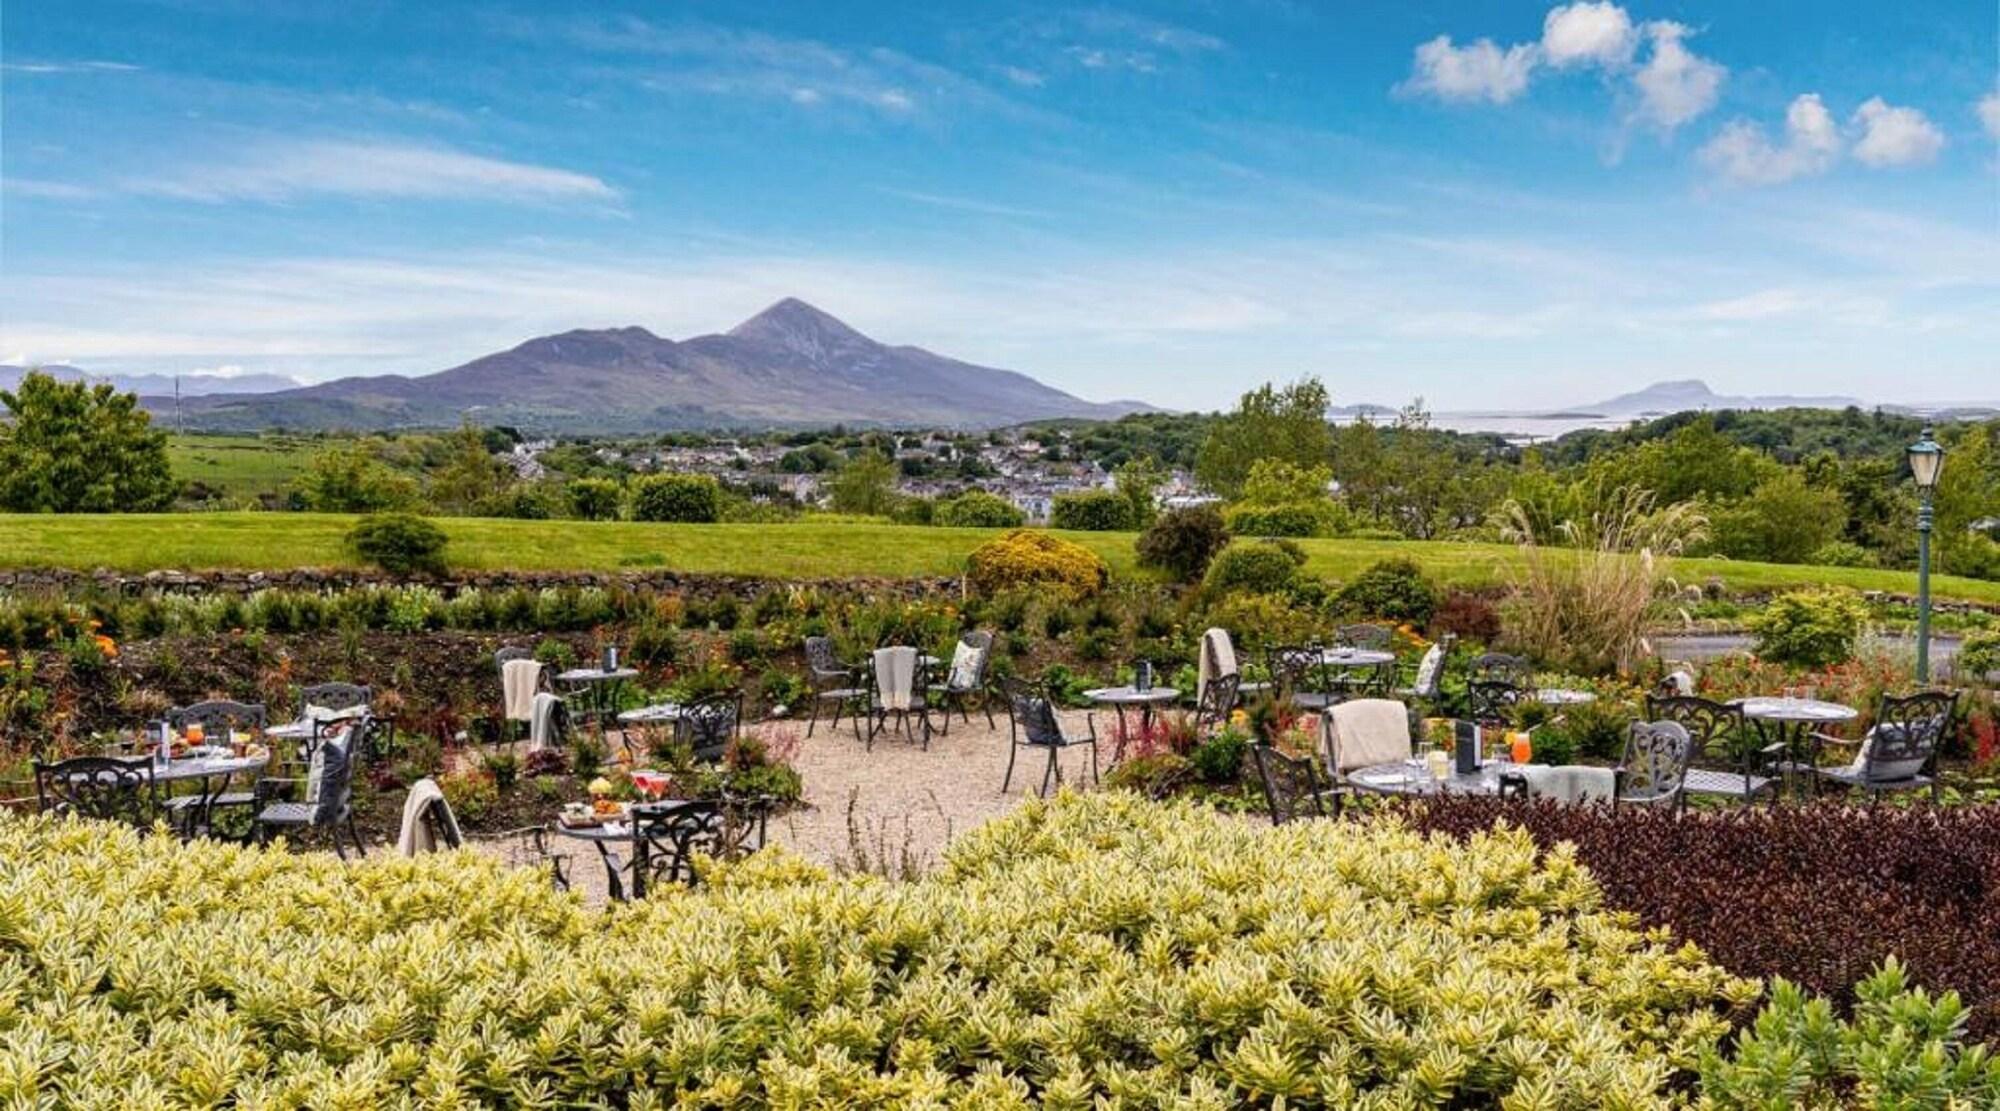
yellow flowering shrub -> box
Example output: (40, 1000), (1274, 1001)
(0, 794), (1758, 1107)
(964, 528), (1109, 600)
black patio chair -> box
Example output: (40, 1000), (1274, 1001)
(168, 699), (267, 737)
(408, 782), (573, 891)
(34, 756), (158, 828)
(1251, 744), (1339, 824)
(603, 795), (772, 899)
(802, 636), (868, 738)
(1001, 677), (1098, 797)
(1464, 679), (1524, 728)
(300, 682), (372, 712)
(254, 718), (365, 858)
(866, 648), (933, 750)
(1469, 652), (1533, 688)
(1269, 645), (1335, 712)
(164, 700), (270, 833)
(1192, 672), (1241, 735)
(1646, 694), (1782, 808)
(1804, 690), (1956, 804)
(675, 693), (743, 763)
(928, 630), (997, 735)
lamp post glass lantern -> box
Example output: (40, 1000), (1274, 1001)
(1908, 426), (1943, 683)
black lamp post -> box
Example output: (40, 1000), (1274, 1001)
(1907, 426), (1944, 683)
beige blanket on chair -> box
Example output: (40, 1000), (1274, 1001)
(396, 777), (459, 857)
(502, 659), (542, 723)
(1198, 627), (1238, 694)
(1325, 698), (1413, 775)
(874, 647), (916, 711)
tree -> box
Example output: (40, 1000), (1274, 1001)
(294, 444), (422, 512)
(567, 477), (624, 521)
(1113, 455), (1165, 530)
(0, 371), (177, 512)
(345, 512), (449, 576)
(629, 473), (721, 523)
(826, 450), (899, 516)
(1710, 471), (1845, 564)
(1135, 505), (1230, 583)
(1194, 378), (1332, 498)
(935, 491), (1025, 528)
(1935, 421), (2000, 579)
(1051, 490), (1134, 531)
(430, 421), (515, 515)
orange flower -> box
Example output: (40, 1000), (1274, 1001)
(93, 634), (119, 659)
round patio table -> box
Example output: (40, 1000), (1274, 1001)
(1535, 688), (1597, 705)
(141, 750), (271, 836)
(617, 703), (683, 727)
(1085, 686), (1180, 758)
(1319, 648), (1395, 668)
(1348, 758), (1515, 797)
(557, 667), (640, 739)
(553, 798), (703, 901)
(1734, 696), (1857, 799)
(267, 706), (367, 744)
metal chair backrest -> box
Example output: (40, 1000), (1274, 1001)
(495, 646), (533, 674)
(1863, 690), (1956, 783)
(1336, 623), (1392, 650)
(301, 682), (372, 712)
(633, 799), (731, 887)
(1269, 645), (1326, 693)
(1643, 695), (1742, 761)
(945, 630), (994, 692)
(1469, 652), (1532, 687)
(1619, 720), (1693, 806)
(34, 757), (155, 825)
(169, 700), (267, 734)
(1195, 672), (1241, 733)
(1252, 744), (1327, 825)
(1002, 677), (1064, 746)
(415, 786), (465, 850)
(803, 636), (847, 679)
(675, 693), (742, 762)
(1465, 680), (1523, 726)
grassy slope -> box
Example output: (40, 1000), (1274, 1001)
(2, 512), (1996, 604)
(166, 434), (316, 500)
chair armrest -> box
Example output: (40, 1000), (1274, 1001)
(1809, 731), (1859, 746)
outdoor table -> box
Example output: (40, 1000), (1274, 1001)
(1535, 688), (1597, 705)
(1733, 696), (1858, 799)
(557, 667), (641, 739)
(617, 703), (683, 727)
(1348, 758), (1520, 797)
(268, 705), (367, 744)
(553, 798), (701, 901)
(1085, 686), (1181, 758)
(141, 750), (271, 835)
(1319, 648), (1396, 668)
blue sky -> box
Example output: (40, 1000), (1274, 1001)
(3, 0), (1996, 411)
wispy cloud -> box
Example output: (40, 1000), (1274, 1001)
(1700, 94), (1839, 186)
(126, 138), (618, 204)
(2, 177), (101, 201)
(1, 59), (140, 75)
(876, 188), (1051, 220)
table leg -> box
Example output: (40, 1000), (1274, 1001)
(1113, 704), (1130, 762)
(632, 836), (650, 900)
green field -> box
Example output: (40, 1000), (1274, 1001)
(1, 512), (1995, 604)
(166, 434), (319, 501)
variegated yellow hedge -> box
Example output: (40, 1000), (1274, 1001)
(0, 794), (1758, 1109)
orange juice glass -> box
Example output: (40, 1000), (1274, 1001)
(1510, 731), (1532, 765)
(186, 721), (205, 746)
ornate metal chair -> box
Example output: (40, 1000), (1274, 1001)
(604, 795), (771, 899)
(928, 630), (997, 735)
(1616, 720), (1694, 810)
(1001, 677), (1098, 797)
(1645, 694), (1780, 808)
(1464, 679), (1524, 728)
(1469, 652), (1533, 687)
(674, 693), (742, 763)
(254, 719), (365, 858)
(1805, 690), (1956, 804)
(1251, 744), (1338, 824)
(1193, 672), (1241, 735)
(802, 636), (867, 737)
(1335, 623), (1392, 650)
(168, 700), (267, 736)
(409, 785), (574, 892)
(866, 648), (933, 750)
(300, 682), (372, 712)
(1269, 645), (1335, 711)
(34, 757), (157, 827)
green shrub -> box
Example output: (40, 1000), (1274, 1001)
(1050, 489), (1135, 531)
(1333, 557), (1439, 624)
(1750, 588), (1869, 668)
(1808, 540), (1877, 568)
(566, 476), (624, 521)
(934, 490), (1026, 529)
(0, 794), (1790, 1105)
(1224, 501), (1328, 538)
(1188, 729), (1247, 784)
(437, 768), (498, 823)
(1202, 539), (1307, 596)
(629, 472), (722, 523)
(344, 512), (448, 576)
(1134, 504), (1230, 583)
(965, 529), (1109, 600)
(1957, 630), (2000, 682)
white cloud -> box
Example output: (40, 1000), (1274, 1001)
(1850, 97), (1944, 167)
(997, 65), (1045, 88)
(1401, 35), (1538, 104)
(1699, 93), (1840, 185)
(1630, 21), (1724, 131)
(0, 59), (139, 75)
(1981, 91), (2000, 140)
(130, 139), (618, 204)
(1541, 2), (1636, 69)
(2, 177), (100, 201)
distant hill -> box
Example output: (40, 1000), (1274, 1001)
(1586, 378), (1862, 416)
(170, 299), (1154, 432)
(1, 365), (301, 397)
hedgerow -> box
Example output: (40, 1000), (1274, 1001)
(0, 794), (1762, 1107)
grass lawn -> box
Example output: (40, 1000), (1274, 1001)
(1, 512), (1995, 604)
(166, 433), (318, 501)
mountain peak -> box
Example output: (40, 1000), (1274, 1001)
(727, 298), (872, 353)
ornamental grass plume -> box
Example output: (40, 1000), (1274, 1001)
(1498, 484), (1707, 676)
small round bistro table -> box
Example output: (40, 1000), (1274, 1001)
(142, 750), (271, 835)
(1319, 648), (1396, 668)
(1733, 696), (1858, 799)
(557, 667), (641, 738)
(616, 703), (683, 728)
(1084, 686), (1181, 759)
(1347, 758), (1514, 797)
(553, 798), (704, 901)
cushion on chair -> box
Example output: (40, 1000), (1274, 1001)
(1325, 699), (1413, 775)
(1683, 768), (1773, 797)
(257, 801), (316, 826)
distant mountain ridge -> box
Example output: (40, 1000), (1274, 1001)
(0, 364), (301, 397)
(168, 299), (1153, 432)
(1585, 378), (1863, 416)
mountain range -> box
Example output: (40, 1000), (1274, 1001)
(1584, 378), (1864, 416)
(153, 299), (1150, 432)
(0, 364), (301, 397)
